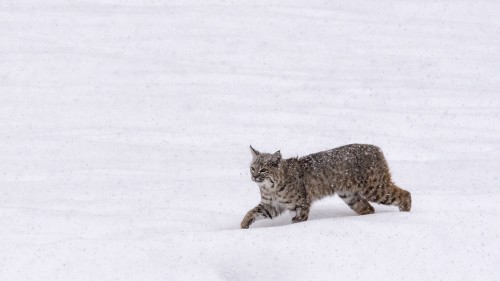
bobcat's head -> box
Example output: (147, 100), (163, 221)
(249, 145), (282, 189)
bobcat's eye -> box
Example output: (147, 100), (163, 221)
(260, 168), (268, 173)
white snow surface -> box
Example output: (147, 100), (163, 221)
(1, 0), (500, 280)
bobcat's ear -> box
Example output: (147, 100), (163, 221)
(271, 150), (282, 166)
(273, 150), (282, 160)
(250, 145), (260, 158)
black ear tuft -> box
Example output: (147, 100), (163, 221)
(250, 145), (260, 157)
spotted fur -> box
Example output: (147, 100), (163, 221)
(240, 144), (411, 229)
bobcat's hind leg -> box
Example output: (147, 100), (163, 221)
(338, 191), (374, 215)
(361, 183), (412, 212)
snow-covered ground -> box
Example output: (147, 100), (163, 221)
(1, 0), (499, 280)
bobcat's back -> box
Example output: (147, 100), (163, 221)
(299, 144), (389, 201)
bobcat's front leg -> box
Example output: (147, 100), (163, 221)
(291, 204), (310, 223)
(240, 204), (277, 229)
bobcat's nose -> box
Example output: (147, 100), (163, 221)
(252, 176), (263, 182)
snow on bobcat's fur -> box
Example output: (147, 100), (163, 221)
(0, 0), (499, 280)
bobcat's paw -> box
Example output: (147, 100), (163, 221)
(399, 191), (412, 212)
(291, 215), (308, 223)
(240, 218), (253, 229)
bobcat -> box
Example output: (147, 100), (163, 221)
(241, 144), (411, 229)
